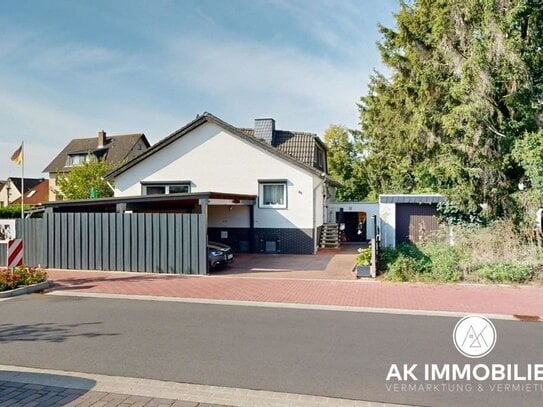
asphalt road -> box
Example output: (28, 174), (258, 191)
(1, 294), (542, 407)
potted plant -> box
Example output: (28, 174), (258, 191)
(355, 245), (372, 277)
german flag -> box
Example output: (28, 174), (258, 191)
(11, 144), (22, 165)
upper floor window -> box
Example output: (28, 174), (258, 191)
(66, 153), (94, 167)
(259, 181), (287, 209)
(142, 182), (191, 195)
(315, 147), (326, 171)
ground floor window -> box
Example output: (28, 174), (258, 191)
(259, 181), (287, 208)
(142, 182), (191, 195)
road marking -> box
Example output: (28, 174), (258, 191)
(46, 290), (523, 320)
(0, 364), (414, 407)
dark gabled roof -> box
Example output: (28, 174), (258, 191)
(8, 177), (45, 194)
(43, 133), (150, 173)
(239, 128), (327, 168)
(108, 113), (341, 186)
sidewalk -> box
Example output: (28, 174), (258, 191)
(0, 365), (410, 407)
(45, 269), (543, 319)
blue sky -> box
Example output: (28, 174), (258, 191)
(0, 0), (397, 178)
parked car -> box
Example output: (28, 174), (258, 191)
(208, 241), (234, 268)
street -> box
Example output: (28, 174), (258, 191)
(1, 294), (542, 406)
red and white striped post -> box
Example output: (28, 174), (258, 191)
(7, 239), (23, 269)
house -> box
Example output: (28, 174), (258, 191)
(0, 177), (46, 207)
(43, 130), (150, 201)
(104, 112), (340, 254)
(11, 179), (50, 206)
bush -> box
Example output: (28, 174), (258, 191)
(380, 242), (460, 283)
(0, 205), (31, 219)
(0, 267), (48, 291)
(422, 243), (461, 282)
(477, 263), (532, 283)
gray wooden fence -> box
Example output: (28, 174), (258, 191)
(0, 213), (207, 275)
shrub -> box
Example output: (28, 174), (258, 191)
(0, 267), (48, 291)
(421, 243), (461, 282)
(477, 263), (532, 283)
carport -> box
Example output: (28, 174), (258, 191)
(31, 192), (257, 275)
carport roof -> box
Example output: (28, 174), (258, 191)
(43, 192), (256, 212)
(379, 194), (445, 204)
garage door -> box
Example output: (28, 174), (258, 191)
(395, 203), (440, 244)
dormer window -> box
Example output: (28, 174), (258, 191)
(315, 147), (326, 171)
(66, 153), (94, 167)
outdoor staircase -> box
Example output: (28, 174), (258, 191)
(320, 223), (340, 248)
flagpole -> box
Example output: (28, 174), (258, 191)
(21, 141), (24, 220)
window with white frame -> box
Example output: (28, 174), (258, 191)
(143, 183), (191, 195)
(259, 182), (287, 208)
(66, 153), (94, 167)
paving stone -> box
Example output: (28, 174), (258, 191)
(170, 401), (198, 407)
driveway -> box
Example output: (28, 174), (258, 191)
(211, 245), (358, 280)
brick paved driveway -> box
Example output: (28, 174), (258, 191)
(210, 246), (358, 280)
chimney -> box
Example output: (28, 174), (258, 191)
(98, 130), (107, 148)
(254, 118), (275, 144)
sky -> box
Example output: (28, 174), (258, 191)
(0, 0), (398, 179)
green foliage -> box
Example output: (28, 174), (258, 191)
(380, 220), (542, 284)
(356, 246), (372, 266)
(0, 267), (47, 291)
(324, 125), (369, 201)
(55, 158), (114, 200)
(477, 263), (532, 283)
(436, 202), (485, 226)
(380, 242), (460, 282)
(422, 242), (461, 282)
(0, 204), (30, 219)
(359, 0), (543, 219)
(512, 130), (543, 196)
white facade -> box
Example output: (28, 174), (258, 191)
(0, 181), (21, 207)
(378, 202), (396, 247)
(114, 121), (328, 236)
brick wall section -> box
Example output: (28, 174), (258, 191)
(208, 227), (315, 254)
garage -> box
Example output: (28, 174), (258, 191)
(379, 194), (445, 248)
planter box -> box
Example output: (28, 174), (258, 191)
(0, 280), (52, 299)
(355, 265), (372, 278)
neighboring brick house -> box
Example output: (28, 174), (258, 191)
(44, 131), (150, 201)
(11, 179), (50, 207)
(108, 112), (339, 254)
(0, 177), (46, 207)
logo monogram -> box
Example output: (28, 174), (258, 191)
(453, 315), (496, 358)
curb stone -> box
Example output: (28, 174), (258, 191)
(0, 280), (52, 299)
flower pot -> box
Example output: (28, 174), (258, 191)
(356, 265), (372, 278)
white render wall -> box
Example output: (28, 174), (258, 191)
(379, 202), (396, 248)
(0, 182), (21, 207)
(208, 205), (250, 228)
(114, 122), (316, 229)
